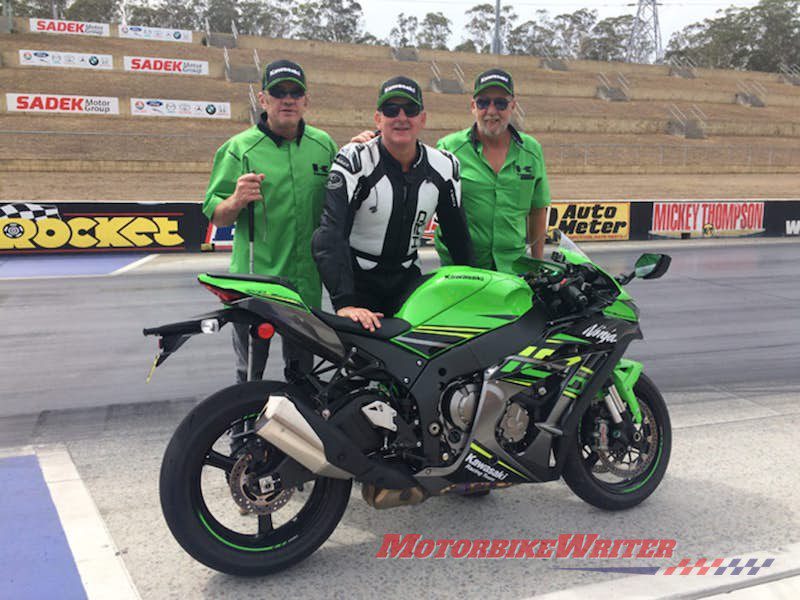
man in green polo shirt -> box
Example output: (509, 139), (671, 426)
(203, 59), (338, 383)
(435, 68), (551, 271)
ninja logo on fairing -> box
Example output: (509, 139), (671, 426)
(582, 324), (618, 344)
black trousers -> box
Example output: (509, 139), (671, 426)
(352, 265), (423, 317)
(232, 323), (314, 384)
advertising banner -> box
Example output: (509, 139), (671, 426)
(29, 18), (110, 37)
(548, 202), (630, 241)
(6, 93), (119, 115)
(19, 49), (113, 70)
(124, 56), (209, 76)
(651, 201), (765, 238)
(763, 200), (800, 237)
(118, 24), (193, 43)
(0, 202), (207, 254)
(130, 98), (230, 119)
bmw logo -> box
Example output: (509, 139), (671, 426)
(205, 104), (217, 115)
(89, 56), (99, 66)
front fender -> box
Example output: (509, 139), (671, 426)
(612, 358), (644, 423)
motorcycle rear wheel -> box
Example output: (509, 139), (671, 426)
(562, 373), (671, 511)
(159, 381), (352, 576)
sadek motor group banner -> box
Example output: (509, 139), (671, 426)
(131, 98), (230, 119)
(118, 25), (193, 43)
(7, 93), (119, 115)
(29, 18), (110, 37)
(19, 49), (113, 70)
(651, 201), (765, 237)
(124, 56), (209, 76)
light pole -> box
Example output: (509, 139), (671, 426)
(492, 0), (501, 54)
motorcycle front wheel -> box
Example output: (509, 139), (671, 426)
(159, 380), (352, 576)
(562, 373), (671, 510)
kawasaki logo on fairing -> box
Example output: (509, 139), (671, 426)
(581, 324), (617, 344)
(464, 453), (508, 481)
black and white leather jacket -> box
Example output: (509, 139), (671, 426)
(312, 137), (474, 310)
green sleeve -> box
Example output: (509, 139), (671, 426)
(532, 146), (551, 210)
(327, 134), (338, 162)
(203, 141), (241, 220)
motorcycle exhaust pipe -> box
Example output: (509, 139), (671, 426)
(254, 395), (418, 490)
(255, 395), (352, 479)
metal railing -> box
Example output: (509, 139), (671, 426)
(223, 46), (231, 81)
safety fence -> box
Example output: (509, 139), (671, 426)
(1, 199), (798, 255)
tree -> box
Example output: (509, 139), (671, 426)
(453, 39), (477, 53)
(64, 0), (120, 22)
(417, 12), (450, 50)
(550, 8), (596, 59)
(238, 0), (293, 37)
(665, 1), (800, 72)
(463, 2), (517, 53)
(291, 0), (365, 43)
(584, 14), (636, 62)
(205, 0), (236, 33)
(388, 12), (417, 47)
(506, 11), (557, 56)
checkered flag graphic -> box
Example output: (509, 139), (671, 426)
(662, 557), (775, 576)
(0, 202), (61, 221)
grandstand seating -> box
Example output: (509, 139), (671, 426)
(2, 16), (800, 202)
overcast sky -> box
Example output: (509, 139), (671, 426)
(358, 0), (763, 47)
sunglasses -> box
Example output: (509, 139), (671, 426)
(475, 97), (511, 111)
(380, 103), (422, 118)
(268, 87), (306, 99)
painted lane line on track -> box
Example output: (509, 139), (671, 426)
(110, 253), (157, 275)
(37, 445), (140, 600)
(0, 453), (86, 600)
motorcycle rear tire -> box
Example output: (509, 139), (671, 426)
(159, 380), (352, 576)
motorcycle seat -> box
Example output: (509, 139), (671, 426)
(311, 309), (411, 340)
(205, 273), (299, 293)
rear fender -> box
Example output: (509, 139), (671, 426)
(143, 307), (256, 371)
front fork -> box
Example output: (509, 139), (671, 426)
(604, 359), (644, 425)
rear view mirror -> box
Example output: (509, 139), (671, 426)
(635, 254), (671, 280)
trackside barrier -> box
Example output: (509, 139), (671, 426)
(2, 200), (798, 256)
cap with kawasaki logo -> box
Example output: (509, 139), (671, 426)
(473, 68), (514, 97)
(377, 76), (423, 108)
(262, 59), (306, 91)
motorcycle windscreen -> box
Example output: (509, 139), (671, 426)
(238, 297), (346, 363)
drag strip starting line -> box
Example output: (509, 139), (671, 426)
(36, 445), (140, 600)
(0, 253), (157, 280)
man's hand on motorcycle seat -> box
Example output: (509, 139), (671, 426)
(337, 306), (384, 332)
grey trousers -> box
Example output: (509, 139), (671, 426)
(232, 322), (314, 384)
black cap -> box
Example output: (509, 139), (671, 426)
(262, 59), (306, 91)
(473, 68), (514, 96)
(377, 76), (424, 108)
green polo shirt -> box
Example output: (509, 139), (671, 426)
(203, 118), (337, 309)
(435, 124), (550, 273)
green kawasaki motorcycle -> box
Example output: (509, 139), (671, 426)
(145, 233), (672, 576)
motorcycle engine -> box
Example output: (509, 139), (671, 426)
(440, 379), (481, 453)
(499, 402), (530, 444)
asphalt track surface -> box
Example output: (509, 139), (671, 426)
(1, 239), (799, 599)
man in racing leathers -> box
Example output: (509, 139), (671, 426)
(312, 76), (474, 332)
